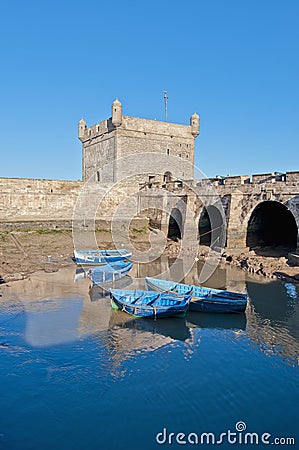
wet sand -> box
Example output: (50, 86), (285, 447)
(0, 229), (149, 283)
(0, 229), (298, 284)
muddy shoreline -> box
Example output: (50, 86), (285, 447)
(0, 229), (298, 284)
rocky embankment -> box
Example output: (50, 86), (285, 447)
(165, 241), (299, 283)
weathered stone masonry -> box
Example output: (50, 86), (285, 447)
(0, 98), (298, 255)
(138, 171), (299, 252)
(79, 99), (199, 183)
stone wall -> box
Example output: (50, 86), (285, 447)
(0, 177), (138, 227)
(82, 130), (116, 183)
(0, 178), (82, 222)
(1, 170), (298, 253)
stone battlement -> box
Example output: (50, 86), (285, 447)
(79, 99), (199, 183)
(81, 116), (194, 142)
(195, 171), (299, 187)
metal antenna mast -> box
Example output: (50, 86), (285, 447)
(163, 90), (168, 122)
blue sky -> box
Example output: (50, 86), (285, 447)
(0, 0), (298, 180)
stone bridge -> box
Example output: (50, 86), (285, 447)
(138, 171), (299, 254)
(0, 170), (298, 256)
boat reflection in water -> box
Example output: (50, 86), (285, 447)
(4, 257), (298, 370)
(109, 309), (192, 342)
(78, 295), (249, 374)
(79, 292), (193, 369)
(1, 255), (298, 449)
(186, 311), (247, 331)
(85, 256), (298, 367)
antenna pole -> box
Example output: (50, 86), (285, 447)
(163, 90), (168, 122)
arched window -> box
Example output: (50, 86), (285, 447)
(164, 171), (172, 183)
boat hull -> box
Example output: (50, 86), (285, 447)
(189, 298), (246, 313)
(110, 289), (190, 319)
(74, 249), (131, 265)
(91, 262), (133, 285)
(145, 277), (248, 314)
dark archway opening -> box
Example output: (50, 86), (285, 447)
(198, 208), (212, 246)
(167, 208), (182, 240)
(246, 201), (297, 256)
(198, 206), (226, 248)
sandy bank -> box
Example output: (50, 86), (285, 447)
(0, 228), (298, 284)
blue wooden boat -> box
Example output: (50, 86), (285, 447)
(90, 261), (133, 285)
(109, 289), (192, 319)
(74, 249), (132, 265)
(145, 277), (248, 313)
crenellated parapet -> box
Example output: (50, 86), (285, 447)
(194, 171), (299, 189)
(78, 99), (200, 183)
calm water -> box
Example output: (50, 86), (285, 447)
(0, 260), (298, 450)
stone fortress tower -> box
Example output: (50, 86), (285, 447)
(78, 99), (200, 184)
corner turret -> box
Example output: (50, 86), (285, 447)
(78, 118), (87, 141)
(112, 98), (122, 127)
(190, 112), (200, 137)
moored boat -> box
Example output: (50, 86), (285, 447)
(90, 261), (133, 285)
(145, 277), (248, 313)
(74, 249), (132, 265)
(109, 289), (192, 319)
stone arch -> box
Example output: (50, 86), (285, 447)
(285, 195), (299, 231)
(167, 207), (183, 240)
(198, 205), (226, 248)
(246, 200), (298, 255)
